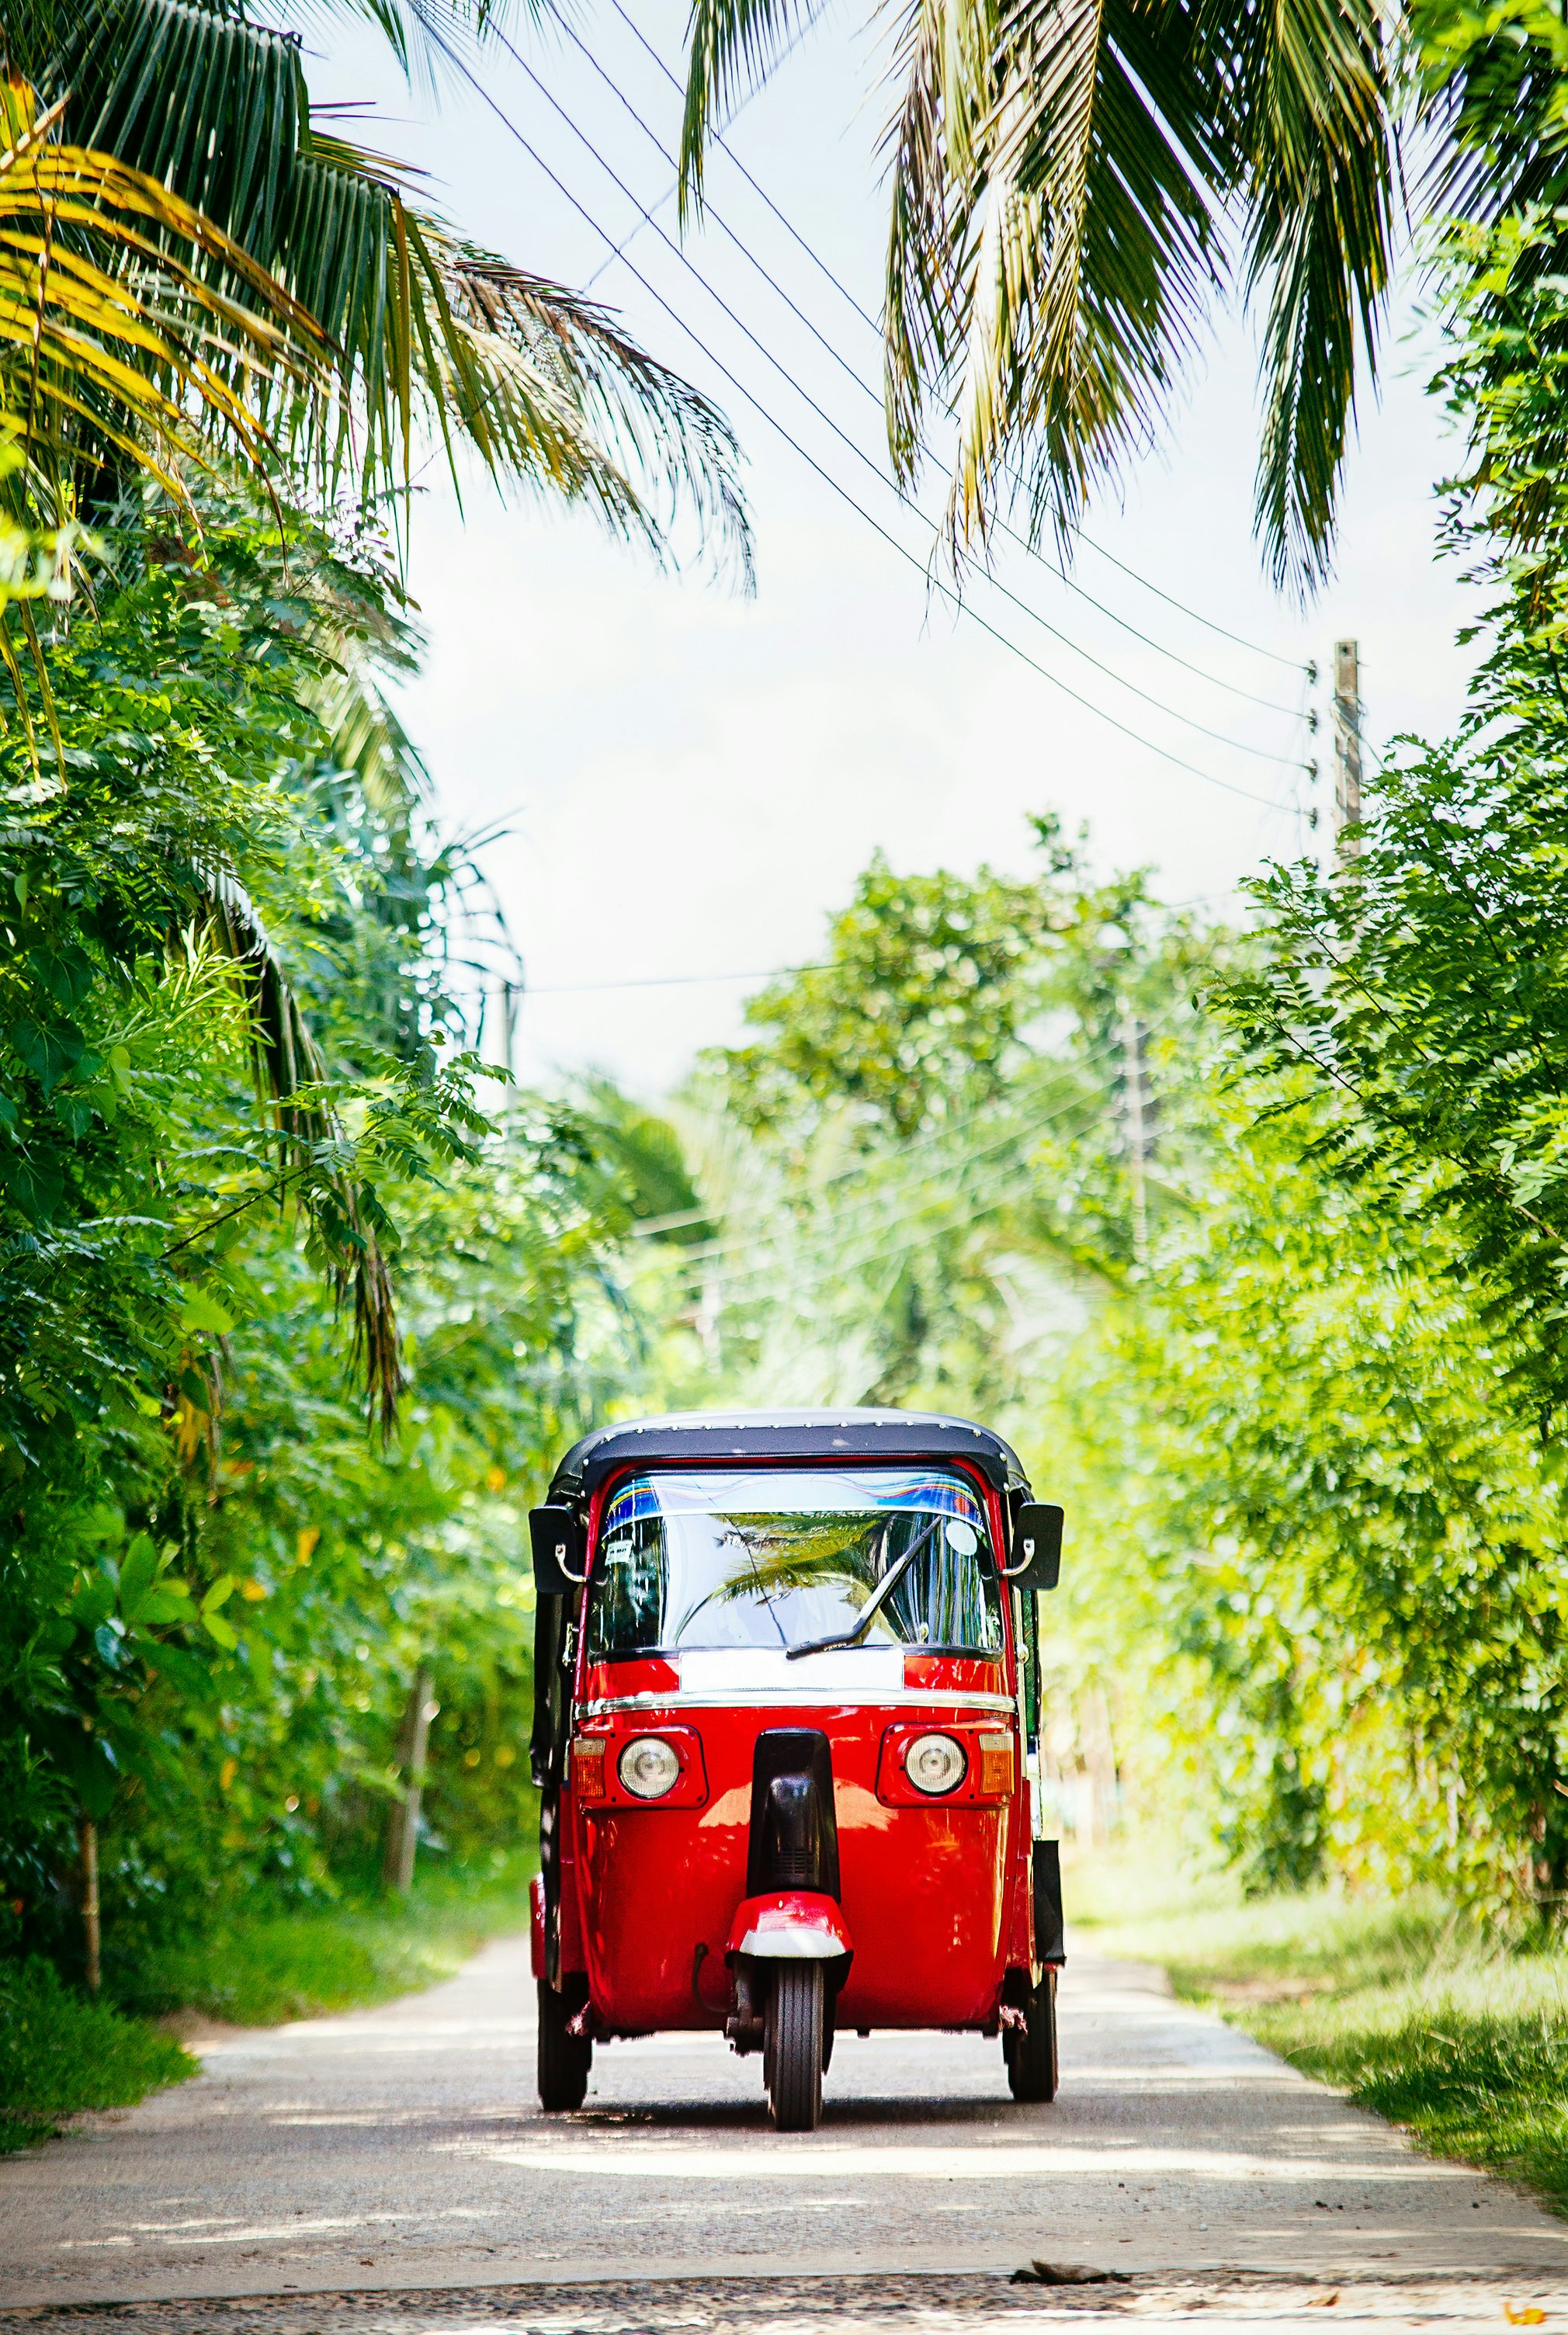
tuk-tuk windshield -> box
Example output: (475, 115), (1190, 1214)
(587, 1466), (1004, 1660)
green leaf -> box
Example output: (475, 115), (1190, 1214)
(116, 1532), (159, 1621)
(178, 1289), (235, 1336)
(70, 1575), (115, 1630)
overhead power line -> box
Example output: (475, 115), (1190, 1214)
(527, 961), (830, 995)
(434, 30), (1292, 812)
(525, 13), (1308, 770)
(598, 0), (1312, 684)
(581, 10), (817, 293)
(667, 983), (1200, 1281)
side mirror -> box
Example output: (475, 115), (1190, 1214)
(529, 1504), (586, 1595)
(1004, 1501), (1063, 1592)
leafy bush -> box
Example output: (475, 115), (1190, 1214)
(109, 1851), (535, 2025)
(0, 1959), (195, 2151)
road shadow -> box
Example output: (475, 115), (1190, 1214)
(463, 2093), (1034, 2138)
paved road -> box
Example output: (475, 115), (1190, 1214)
(2, 1936), (1565, 2316)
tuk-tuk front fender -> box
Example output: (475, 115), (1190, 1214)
(726, 1889), (853, 1962)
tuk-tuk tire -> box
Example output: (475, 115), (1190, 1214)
(1004, 1968), (1058, 2103)
(537, 1978), (591, 2111)
(765, 1962), (824, 2131)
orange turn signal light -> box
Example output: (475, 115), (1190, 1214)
(572, 1737), (607, 1802)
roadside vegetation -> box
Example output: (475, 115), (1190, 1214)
(0, 1961), (196, 2155)
(1074, 1850), (1568, 2215)
(112, 1848), (536, 2027)
(13, 0), (1568, 2190)
(0, 1851), (533, 2148)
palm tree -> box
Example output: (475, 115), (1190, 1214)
(679, 0), (1397, 595)
(8, 0), (749, 576)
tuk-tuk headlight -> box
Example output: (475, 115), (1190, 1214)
(619, 1734), (682, 1799)
(904, 1731), (967, 1795)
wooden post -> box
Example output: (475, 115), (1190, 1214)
(79, 1818), (100, 1993)
(383, 1666), (436, 1895)
(1333, 639), (1362, 855)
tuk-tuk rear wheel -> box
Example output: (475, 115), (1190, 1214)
(1004, 1967), (1059, 2103)
(537, 1977), (592, 2112)
(765, 1962), (824, 2132)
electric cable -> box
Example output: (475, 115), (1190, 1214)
(667, 983), (1199, 1280)
(598, 0), (1311, 699)
(490, 19), (1306, 775)
(703, 1113), (1125, 1303)
(582, 10), (819, 291)
(426, 32), (1293, 810)
(526, 961), (831, 995)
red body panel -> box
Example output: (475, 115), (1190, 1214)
(529, 1872), (546, 1980)
(554, 1458), (1037, 2036)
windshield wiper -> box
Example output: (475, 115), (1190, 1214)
(784, 1512), (945, 1661)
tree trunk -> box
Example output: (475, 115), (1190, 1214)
(383, 1666), (435, 1895)
(79, 1817), (100, 1992)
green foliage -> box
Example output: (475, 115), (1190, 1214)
(1067, 1075), (1568, 1903)
(112, 1851), (535, 2024)
(0, 1957), (196, 2150)
(680, 817), (1198, 1416)
(0, 477), (661, 1978)
(720, 832), (1072, 1142)
(1080, 1844), (1568, 2215)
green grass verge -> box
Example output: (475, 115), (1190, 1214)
(0, 1959), (197, 2154)
(1070, 1843), (1568, 2215)
(110, 1846), (536, 2026)
(2, 1847), (536, 2153)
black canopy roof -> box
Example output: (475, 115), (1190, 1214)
(546, 1408), (1032, 1506)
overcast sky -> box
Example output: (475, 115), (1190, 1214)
(311, 2), (1480, 1098)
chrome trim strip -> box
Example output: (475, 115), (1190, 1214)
(578, 1690), (1017, 1717)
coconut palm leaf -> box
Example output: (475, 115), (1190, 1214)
(0, 106), (328, 526)
(682, 0), (1396, 594)
(885, 0), (1224, 559)
(27, 0), (750, 574)
(678, 0), (824, 217)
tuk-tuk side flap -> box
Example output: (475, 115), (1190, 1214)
(1032, 1839), (1066, 1966)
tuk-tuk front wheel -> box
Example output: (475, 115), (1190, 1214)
(763, 1961), (824, 2131)
(537, 1977), (591, 2111)
(1004, 1967), (1059, 2103)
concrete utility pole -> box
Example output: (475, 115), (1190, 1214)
(1119, 1007), (1150, 1265)
(1333, 639), (1362, 855)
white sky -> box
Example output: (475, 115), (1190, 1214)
(312, 2), (1480, 1097)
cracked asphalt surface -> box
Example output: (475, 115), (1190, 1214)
(2, 1935), (1565, 2330)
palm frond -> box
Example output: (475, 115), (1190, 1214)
(203, 869), (404, 1430)
(36, 0), (751, 575)
(886, 0), (1222, 559)
(687, 0), (1396, 592)
(1229, 0), (1396, 592)
(678, 0), (827, 219)
(0, 123), (328, 526)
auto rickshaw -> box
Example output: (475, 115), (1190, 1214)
(527, 1407), (1065, 2131)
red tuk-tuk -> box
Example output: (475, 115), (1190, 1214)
(527, 1408), (1064, 2131)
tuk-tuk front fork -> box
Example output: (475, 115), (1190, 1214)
(722, 1729), (852, 2130)
(725, 1923), (852, 2063)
